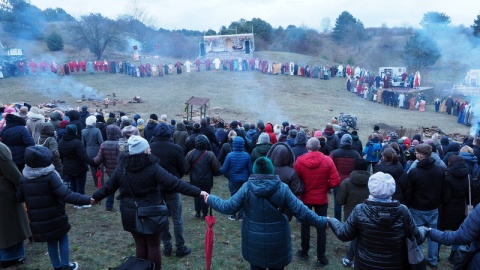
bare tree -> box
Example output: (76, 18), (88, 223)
(119, 0), (158, 42)
(320, 17), (331, 33)
(70, 13), (123, 60)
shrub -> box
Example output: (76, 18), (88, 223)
(46, 31), (64, 51)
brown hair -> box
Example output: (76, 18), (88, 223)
(448, 155), (464, 168)
(415, 143), (432, 157)
(382, 147), (398, 164)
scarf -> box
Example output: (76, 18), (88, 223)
(23, 164), (60, 180)
(367, 195), (392, 202)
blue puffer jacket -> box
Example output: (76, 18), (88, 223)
(207, 175), (327, 269)
(429, 204), (480, 270)
(219, 137), (252, 182)
(0, 114), (35, 166)
(362, 137), (382, 163)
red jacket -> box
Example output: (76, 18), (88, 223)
(265, 123), (277, 144)
(294, 151), (340, 205)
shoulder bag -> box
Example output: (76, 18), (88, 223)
(123, 170), (169, 235)
(452, 243), (480, 270)
(466, 175), (474, 216)
(402, 209), (426, 269)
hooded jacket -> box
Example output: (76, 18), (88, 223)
(0, 114), (35, 166)
(26, 111), (45, 144)
(250, 143), (272, 163)
(408, 157), (446, 211)
(49, 111), (63, 131)
(291, 132), (307, 159)
(144, 119), (159, 142)
(207, 176), (326, 269)
(219, 137), (252, 182)
(58, 133), (95, 176)
(335, 170), (370, 221)
(266, 142), (303, 196)
(81, 125), (103, 159)
(329, 135), (360, 181)
(94, 125), (121, 176)
(173, 122), (188, 154)
(66, 110), (83, 139)
(323, 127), (340, 152)
(150, 122), (186, 180)
(294, 151), (340, 205)
(38, 122), (63, 175)
(264, 123), (277, 144)
(459, 152), (478, 176)
(186, 135), (220, 189)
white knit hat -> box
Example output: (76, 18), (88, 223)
(85, 115), (97, 126)
(368, 172), (396, 199)
(128, 135), (149, 155)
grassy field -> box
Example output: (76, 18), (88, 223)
(0, 51), (469, 269)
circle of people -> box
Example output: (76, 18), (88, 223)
(1, 102), (480, 270)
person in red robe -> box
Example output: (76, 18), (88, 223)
(175, 61), (183, 74)
(299, 66), (305, 76)
(74, 60), (80, 72)
(28, 60), (38, 75)
(205, 58), (211, 71)
(103, 60), (108, 73)
(50, 61), (57, 74)
(68, 60), (74, 73)
(17, 61), (26, 76)
(94, 61), (99, 72)
(40, 60), (47, 75)
(195, 58), (201, 72)
(80, 60), (86, 72)
(158, 62), (163, 76)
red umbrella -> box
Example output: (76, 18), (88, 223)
(205, 207), (216, 270)
(96, 169), (103, 188)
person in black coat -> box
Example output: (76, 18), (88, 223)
(92, 135), (207, 269)
(65, 110), (83, 139)
(185, 122), (211, 154)
(0, 114), (35, 171)
(149, 122), (191, 257)
(17, 146), (92, 270)
(58, 125), (96, 207)
(291, 131), (308, 160)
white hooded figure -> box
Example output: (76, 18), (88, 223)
(184, 60), (192, 73)
(213, 58), (221, 70)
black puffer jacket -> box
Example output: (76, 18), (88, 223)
(329, 201), (426, 270)
(291, 132), (307, 160)
(92, 154), (201, 233)
(266, 142), (303, 196)
(374, 161), (411, 206)
(58, 133), (95, 176)
(66, 110), (83, 138)
(439, 159), (469, 230)
(408, 157), (446, 211)
(38, 123), (63, 175)
(186, 135), (220, 189)
(0, 114), (35, 166)
(17, 172), (90, 242)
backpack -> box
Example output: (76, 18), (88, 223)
(368, 142), (382, 159)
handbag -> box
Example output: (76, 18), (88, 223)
(402, 209), (425, 268)
(123, 171), (169, 235)
(466, 175), (474, 216)
(452, 244), (480, 270)
(110, 256), (155, 270)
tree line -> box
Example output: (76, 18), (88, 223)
(1, 0), (480, 69)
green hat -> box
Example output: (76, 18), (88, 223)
(252, 157), (274, 175)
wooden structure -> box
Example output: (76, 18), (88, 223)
(185, 96), (210, 121)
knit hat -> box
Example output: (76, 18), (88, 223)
(341, 123), (348, 130)
(150, 114), (158, 121)
(4, 107), (16, 114)
(137, 119), (144, 125)
(230, 120), (238, 129)
(59, 120), (69, 129)
(108, 112), (116, 118)
(193, 122), (201, 131)
(24, 146), (53, 168)
(128, 135), (149, 155)
(412, 140), (419, 146)
(368, 172), (396, 199)
(354, 158), (368, 171)
(134, 114), (141, 121)
(257, 132), (270, 144)
(289, 129), (298, 138)
(340, 134), (353, 146)
(81, 106), (88, 112)
(282, 121), (289, 128)
(86, 115), (97, 126)
(171, 119), (176, 126)
(252, 157), (274, 175)
(314, 130), (323, 138)
(96, 114), (105, 123)
(66, 124), (77, 135)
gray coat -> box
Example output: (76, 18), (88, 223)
(81, 125), (104, 158)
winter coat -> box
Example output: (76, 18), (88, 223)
(430, 204), (480, 270)
(38, 124), (63, 175)
(409, 152), (447, 172)
(264, 123), (277, 144)
(335, 170), (370, 221)
(408, 157), (446, 211)
(351, 134), (363, 156)
(144, 119), (158, 143)
(200, 124), (220, 148)
(17, 171), (90, 242)
(291, 132), (308, 159)
(58, 133), (95, 176)
(207, 176), (327, 269)
(250, 143), (272, 163)
(26, 111), (45, 144)
(173, 122), (188, 154)
(96, 122), (108, 141)
(439, 160), (469, 230)
(150, 137), (186, 179)
(362, 138), (382, 163)
(266, 142), (304, 196)
(460, 152), (478, 177)
(374, 161), (411, 205)
(294, 151), (340, 205)
(186, 135), (220, 189)
(81, 125), (103, 159)
(94, 125), (121, 176)
(323, 128), (340, 152)
(218, 141), (233, 165)
(0, 143), (30, 249)
(92, 154), (201, 233)
(79, 110), (90, 129)
(49, 111), (63, 131)
(329, 201), (426, 270)
(0, 114), (35, 166)
(66, 110), (83, 138)
(329, 145), (360, 181)
(219, 137), (252, 183)
(185, 130), (212, 154)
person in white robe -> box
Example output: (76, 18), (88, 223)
(184, 60), (192, 73)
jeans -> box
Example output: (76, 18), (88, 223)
(332, 186), (342, 220)
(228, 181), (246, 218)
(131, 232), (161, 269)
(345, 238), (357, 261)
(250, 265), (284, 270)
(47, 233), (69, 269)
(161, 193), (185, 250)
(63, 172), (87, 197)
(0, 241), (24, 261)
(410, 208), (439, 266)
(104, 172), (115, 210)
(300, 204), (328, 259)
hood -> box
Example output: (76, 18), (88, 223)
(27, 111), (45, 122)
(323, 127), (335, 136)
(265, 123), (274, 133)
(363, 200), (402, 227)
(340, 134), (353, 148)
(349, 170), (370, 187)
(176, 122), (186, 131)
(267, 142), (295, 167)
(195, 134), (209, 150)
(300, 151), (325, 169)
(459, 152), (478, 165)
(446, 159), (469, 178)
(146, 119), (159, 129)
(351, 133), (360, 142)
(5, 113), (26, 126)
(375, 162), (405, 179)
(121, 153), (158, 172)
(417, 157), (437, 169)
(106, 124), (122, 141)
(66, 110), (80, 121)
(247, 175), (281, 198)
(39, 122), (55, 136)
(440, 137), (449, 146)
(254, 143), (272, 156)
(232, 136), (244, 151)
(294, 132), (307, 145)
(49, 111), (62, 121)
(154, 122), (171, 138)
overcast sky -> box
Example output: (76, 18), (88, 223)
(29, 0), (479, 31)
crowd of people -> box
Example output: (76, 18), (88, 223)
(1, 101), (480, 269)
